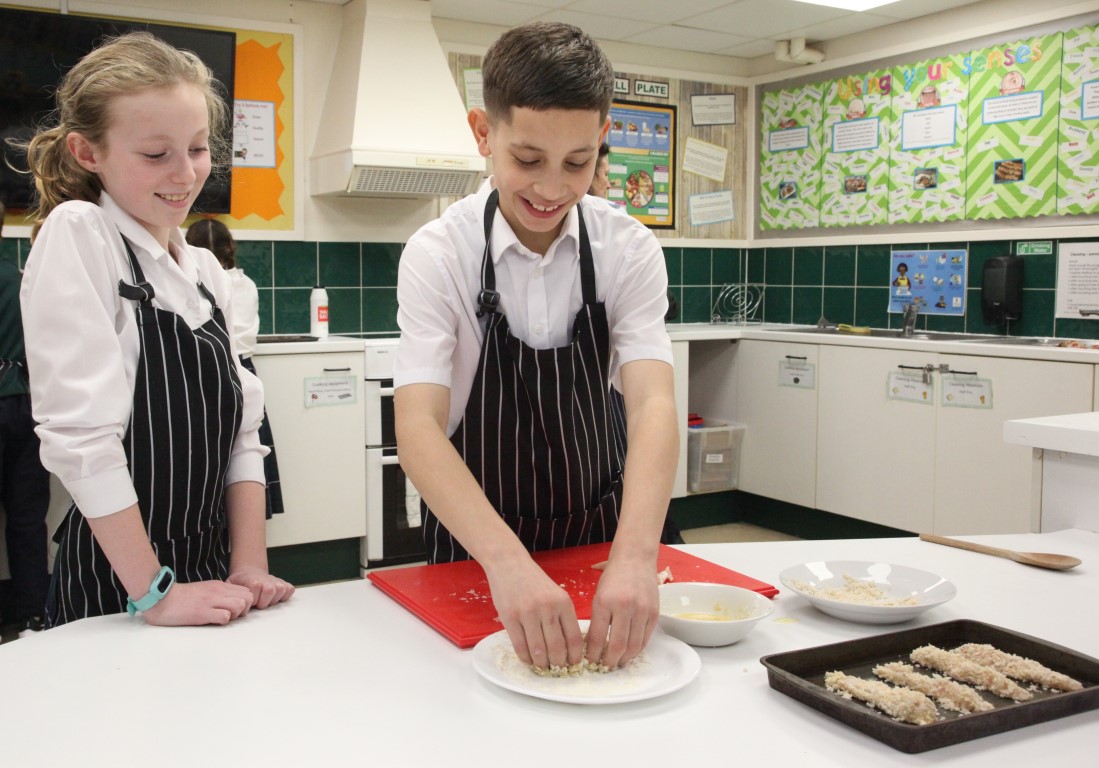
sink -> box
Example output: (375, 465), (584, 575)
(764, 326), (1001, 342)
(957, 336), (1097, 348)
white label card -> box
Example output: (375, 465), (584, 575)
(941, 376), (993, 409)
(304, 375), (358, 408)
(886, 372), (933, 404)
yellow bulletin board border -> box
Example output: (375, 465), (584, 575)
(2, 5), (303, 241)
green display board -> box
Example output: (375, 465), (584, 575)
(965, 34), (1062, 220)
(759, 84), (823, 231)
(1058, 24), (1099, 215)
(888, 53), (969, 224)
(820, 70), (893, 227)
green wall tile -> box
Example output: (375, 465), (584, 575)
(925, 312), (964, 334)
(793, 246), (823, 286)
(236, 241), (273, 288)
(762, 285), (792, 323)
(682, 248), (711, 285)
(854, 287), (889, 328)
(712, 247), (740, 285)
(667, 286), (684, 321)
(363, 287), (399, 332)
(965, 287), (1002, 333)
(257, 289), (273, 335)
(319, 242), (361, 287)
(681, 286), (712, 323)
(855, 244), (890, 288)
(274, 242), (316, 288)
(968, 240), (1010, 291)
(1054, 317), (1099, 341)
(1020, 250), (1056, 290)
(822, 287), (855, 325)
(1013, 290), (1055, 337)
(792, 286), (823, 325)
(764, 247), (793, 286)
(273, 288), (310, 333)
(0, 237), (17, 268)
(824, 245), (855, 286)
(663, 247), (683, 287)
(328, 287), (362, 333)
(362, 243), (402, 287)
(746, 251), (764, 284)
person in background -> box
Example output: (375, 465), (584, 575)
(186, 218), (284, 520)
(588, 141), (610, 198)
(18, 32), (293, 627)
(395, 22), (677, 674)
(0, 201), (51, 638)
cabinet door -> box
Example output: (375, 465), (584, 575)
(735, 340), (819, 507)
(817, 345), (937, 532)
(252, 352), (366, 547)
(934, 354), (1093, 535)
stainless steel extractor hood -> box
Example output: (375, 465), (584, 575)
(310, 0), (485, 198)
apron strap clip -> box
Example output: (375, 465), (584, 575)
(476, 289), (500, 317)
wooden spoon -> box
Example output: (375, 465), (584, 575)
(919, 533), (1082, 571)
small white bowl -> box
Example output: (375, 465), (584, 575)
(658, 582), (774, 647)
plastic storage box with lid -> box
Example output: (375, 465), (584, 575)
(687, 419), (745, 493)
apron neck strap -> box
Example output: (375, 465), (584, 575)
(117, 237), (156, 304)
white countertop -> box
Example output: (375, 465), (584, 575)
(1004, 411), (1099, 456)
(2, 530), (1096, 766)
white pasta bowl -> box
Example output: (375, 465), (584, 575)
(778, 560), (957, 625)
(658, 582), (774, 647)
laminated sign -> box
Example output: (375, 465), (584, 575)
(304, 375), (357, 408)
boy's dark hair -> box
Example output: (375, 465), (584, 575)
(482, 22), (614, 121)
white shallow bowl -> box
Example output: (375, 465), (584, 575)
(778, 560), (957, 625)
(658, 582), (774, 647)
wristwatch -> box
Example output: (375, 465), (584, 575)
(126, 565), (176, 617)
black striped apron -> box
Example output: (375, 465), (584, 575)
(423, 190), (626, 564)
(45, 239), (243, 627)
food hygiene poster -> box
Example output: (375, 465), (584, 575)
(759, 83), (823, 231)
(888, 53), (969, 224)
(965, 33), (1062, 220)
(819, 69), (893, 227)
(1058, 24), (1099, 215)
(888, 249), (968, 316)
(606, 101), (675, 228)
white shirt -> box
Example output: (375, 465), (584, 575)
(396, 179), (672, 435)
(20, 193), (267, 518)
(225, 268), (260, 358)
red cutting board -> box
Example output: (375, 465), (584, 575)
(367, 542), (779, 648)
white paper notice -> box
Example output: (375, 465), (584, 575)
(463, 68), (484, 110)
(689, 191), (735, 226)
(901, 105), (957, 150)
(941, 376), (993, 409)
(1056, 242), (1099, 318)
(690, 93), (736, 125)
(831, 118), (880, 153)
(886, 372), (932, 405)
(232, 100), (277, 168)
(304, 376), (358, 408)
(683, 137), (728, 182)
(779, 360), (815, 389)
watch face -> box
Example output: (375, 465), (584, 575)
(155, 570), (174, 592)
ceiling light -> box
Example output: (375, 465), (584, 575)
(791, 0), (899, 10)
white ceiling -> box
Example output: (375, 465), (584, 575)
(424, 0), (990, 59)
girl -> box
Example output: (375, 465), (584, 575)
(19, 32), (293, 627)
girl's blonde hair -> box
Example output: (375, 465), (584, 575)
(18, 31), (228, 238)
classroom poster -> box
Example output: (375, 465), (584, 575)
(607, 101), (676, 228)
(966, 33), (1062, 220)
(819, 69), (893, 227)
(759, 84), (823, 231)
(888, 53), (968, 224)
(889, 249), (968, 316)
(1058, 24), (1099, 215)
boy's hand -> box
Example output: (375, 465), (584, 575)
(228, 566), (296, 609)
(141, 580), (254, 626)
(485, 558), (584, 669)
(584, 557), (659, 669)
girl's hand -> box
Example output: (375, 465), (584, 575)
(227, 566), (295, 609)
(141, 580), (255, 626)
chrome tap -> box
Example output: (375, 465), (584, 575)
(817, 315), (838, 330)
(901, 301), (920, 336)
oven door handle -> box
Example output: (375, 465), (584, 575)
(380, 454), (402, 467)
(379, 386), (395, 397)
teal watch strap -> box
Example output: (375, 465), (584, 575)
(126, 566), (175, 617)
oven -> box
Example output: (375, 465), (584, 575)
(362, 340), (425, 569)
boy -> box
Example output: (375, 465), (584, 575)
(394, 22), (677, 672)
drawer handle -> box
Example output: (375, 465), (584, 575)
(380, 454), (402, 466)
(379, 387), (395, 397)
(785, 355), (807, 361)
(323, 367), (352, 372)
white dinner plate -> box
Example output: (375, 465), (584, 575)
(778, 560), (957, 625)
(471, 621), (701, 704)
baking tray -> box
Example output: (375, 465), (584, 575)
(257, 334), (319, 343)
(760, 620), (1099, 753)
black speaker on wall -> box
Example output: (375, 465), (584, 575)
(981, 255), (1024, 326)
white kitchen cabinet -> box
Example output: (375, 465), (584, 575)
(816, 345), (1093, 535)
(734, 340), (819, 507)
(671, 341), (689, 498)
(253, 350), (366, 547)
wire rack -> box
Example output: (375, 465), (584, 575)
(711, 284), (764, 324)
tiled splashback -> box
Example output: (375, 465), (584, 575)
(4, 235), (1097, 340)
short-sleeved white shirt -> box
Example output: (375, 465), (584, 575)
(395, 179), (672, 435)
